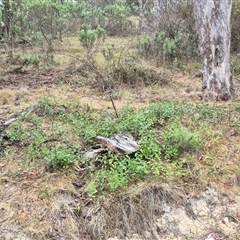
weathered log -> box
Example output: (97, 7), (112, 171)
(96, 133), (139, 154)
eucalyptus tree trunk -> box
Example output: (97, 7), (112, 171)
(193, 0), (234, 100)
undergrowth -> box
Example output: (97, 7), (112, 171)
(2, 98), (237, 198)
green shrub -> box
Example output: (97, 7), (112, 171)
(231, 54), (240, 74)
(135, 31), (179, 65)
(79, 24), (106, 65)
(45, 144), (76, 170)
(231, 1), (240, 53)
(137, 1), (198, 64)
(161, 124), (200, 160)
(103, 0), (132, 36)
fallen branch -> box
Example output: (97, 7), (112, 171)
(0, 106), (35, 132)
(0, 118), (17, 132)
(96, 133), (139, 154)
(85, 133), (139, 161)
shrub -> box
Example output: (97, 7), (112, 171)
(135, 29), (198, 66)
(231, 1), (240, 53)
(231, 54), (240, 75)
(135, 0), (198, 64)
(45, 144), (76, 170)
(79, 24), (106, 65)
(103, 0), (132, 36)
(161, 124), (200, 160)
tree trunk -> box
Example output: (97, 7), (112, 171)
(193, 0), (234, 100)
(2, 0), (11, 41)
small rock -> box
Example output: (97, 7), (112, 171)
(222, 217), (229, 225)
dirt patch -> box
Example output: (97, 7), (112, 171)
(91, 185), (240, 240)
(0, 70), (58, 89)
(2, 179), (239, 240)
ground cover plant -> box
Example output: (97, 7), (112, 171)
(1, 99), (237, 196)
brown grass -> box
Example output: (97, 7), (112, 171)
(83, 183), (183, 239)
(0, 89), (14, 105)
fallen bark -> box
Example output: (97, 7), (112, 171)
(96, 133), (139, 154)
(85, 133), (139, 161)
(85, 148), (106, 161)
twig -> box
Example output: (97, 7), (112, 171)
(0, 105), (36, 132)
(3, 118), (17, 127)
(226, 215), (240, 223)
(110, 95), (119, 118)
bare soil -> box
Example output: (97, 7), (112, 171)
(108, 187), (240, 240)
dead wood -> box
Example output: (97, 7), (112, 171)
(96, 133), (139, 154)
(0, 105), (35, 132)
(0, 118), (17, 132)
(110, 94), (118, 118)
(85, 133), (139, 161)
(85, 148), (107, 161)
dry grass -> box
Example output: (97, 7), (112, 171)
(0, 89), (15, 105)
(0, 159), (80, 239)
(82, 183), (180, 239)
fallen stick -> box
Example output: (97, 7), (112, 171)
(0, 118), (17, 132)
(0, 105), (35, 132)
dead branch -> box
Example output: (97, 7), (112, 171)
(0, 118), (17, 132)
(96, 133), (139, 154)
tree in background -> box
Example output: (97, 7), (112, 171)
(0, 0), (25, 59)
(193, 0), (234, 100)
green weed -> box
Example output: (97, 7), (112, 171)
(45, 144), (77, 170)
